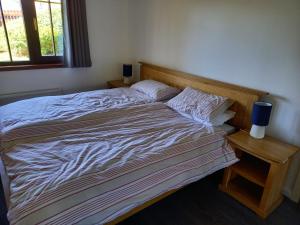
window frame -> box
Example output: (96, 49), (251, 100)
(0, 0), (64, 69)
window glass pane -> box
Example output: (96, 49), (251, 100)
(35, 0), (63, 57)
(51, 2), (63, 56)
(1, 0), (29, 61)
(0, 14), (10, 62)
(35, 1), (55, 56)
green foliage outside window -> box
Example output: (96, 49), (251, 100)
(0, 7), (63, 61)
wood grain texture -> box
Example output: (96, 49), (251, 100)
(227, 130), (299, 164)
(107, 80), (131, 88)
(139, 62), (268, 130)
(220, 130), (299, 218)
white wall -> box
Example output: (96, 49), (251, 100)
(0, 0), (130, 95)
(128, 0), (300, 200)
(1, 0), (299, 201)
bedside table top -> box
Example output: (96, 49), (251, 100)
(107, 80), (131, 88)
(227, 130), (299, 163)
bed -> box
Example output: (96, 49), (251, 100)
(0, 62), (267, 225)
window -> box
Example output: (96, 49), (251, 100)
(0, 0), (63, 68)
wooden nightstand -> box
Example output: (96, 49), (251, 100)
(219, 130), (298, 218)
(107, 80), (131, 88)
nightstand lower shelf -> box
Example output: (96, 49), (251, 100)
(219, 180), (283, 219)
(220, 130), (298, 219)
(220, 174), (268, 217)
(228, 176), (263, 207)
(220, 144), (291, 218)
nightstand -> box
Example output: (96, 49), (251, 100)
(107, 80), (131, 88)
(219, 130), (298, 218)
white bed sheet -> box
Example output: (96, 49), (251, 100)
(1, 102), (238, 225)
(0, 88), (154, 135)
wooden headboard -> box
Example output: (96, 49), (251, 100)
(139, 62), (268, 130)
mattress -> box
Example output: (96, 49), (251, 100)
(0, 102), (238, 225)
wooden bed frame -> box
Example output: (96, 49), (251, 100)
(106, 62), (267, 224)
(0, 62), (267, 225)
(139, 62), (267, 130)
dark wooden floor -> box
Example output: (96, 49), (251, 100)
(120, 172), (300, 225)
(1, 171), (299, 225)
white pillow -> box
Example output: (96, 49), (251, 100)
(166, 87), (234, 122)
(173, 109), (235, 127)
(196, 110), (236, 126)
(209, 110), (236, 126)
(131, 80), (180, 101)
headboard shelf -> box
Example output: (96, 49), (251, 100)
(139, 61), (268, 130)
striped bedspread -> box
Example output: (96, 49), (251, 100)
(0, 87), (153, 136)
(1, 103), (238, 225)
